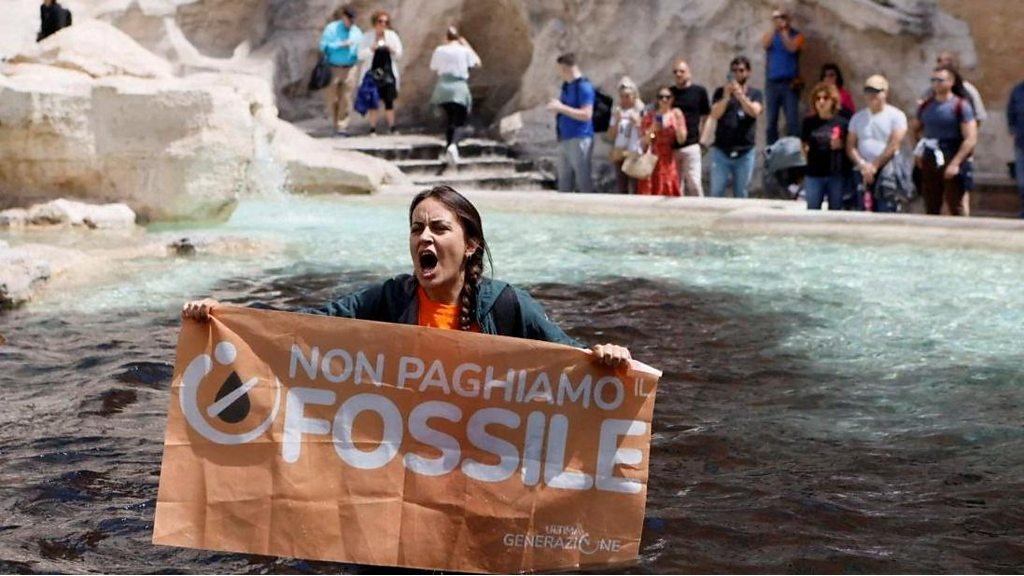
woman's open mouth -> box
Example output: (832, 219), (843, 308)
(418, 251), (439, 276)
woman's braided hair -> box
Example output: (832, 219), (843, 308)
(409, 186), (492, 331)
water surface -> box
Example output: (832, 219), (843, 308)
(1, 196), (1022, 573)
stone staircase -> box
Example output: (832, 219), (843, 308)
(329, 133), (555, 191)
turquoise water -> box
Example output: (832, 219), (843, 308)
(28, 194), (1024, 384)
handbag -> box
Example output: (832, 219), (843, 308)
(622, 149), (658, 179)
(308, 54), (332, 91)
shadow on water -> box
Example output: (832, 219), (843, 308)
(0, 270), (1022, 573)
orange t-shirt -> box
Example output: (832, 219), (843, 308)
(416, 287), (480, 332)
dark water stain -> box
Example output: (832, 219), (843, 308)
(1, 271), (1023, 574)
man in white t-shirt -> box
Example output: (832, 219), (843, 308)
(846, 74), (908, 212)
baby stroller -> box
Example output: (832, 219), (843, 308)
(762, 136), (806, 200)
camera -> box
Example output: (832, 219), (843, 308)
(726, 71), (735, 83)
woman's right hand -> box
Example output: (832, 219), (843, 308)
(182, 298), (220, 322)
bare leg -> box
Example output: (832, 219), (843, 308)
(367, 108), (379, 133)
(385, 109), (396, 131)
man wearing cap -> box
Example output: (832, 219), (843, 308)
(319, 5), (362, 135)
(846, 75), (908, 212)
(761, 6), (805, 145)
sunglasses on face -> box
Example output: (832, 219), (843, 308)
(930, 77), (948, 83)
(815, 95), (830, 101)
(658, 94), (672, 100)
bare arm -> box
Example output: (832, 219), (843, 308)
(761, 30), (774, 50)
(673, 109), (687, 144)
(875, 127), (907, 169)
(779, 30), (804, 53)
(549, 101), (593, 122)
(710, 92), (728, 120)
(947, 120), (978, 174)
(736, 89), (763, 117)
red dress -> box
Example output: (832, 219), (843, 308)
(636, 109), (683, 196)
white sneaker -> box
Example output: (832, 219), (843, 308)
(445, 144), (460, 166)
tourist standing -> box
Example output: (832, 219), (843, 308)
(819, 63), (855, 118)
(761, 6), (805, 144)
(319, 6), (362, 135)
(637, 87), (686, 197)
(669, 59), (711, 197)
(846, 75), (908, 213)
(706, 56), (764, 199)
(358, 10), (403, 135)
(547, 53), (595, 193)
(607, 77), (645, 194)
(800, 83), (848, 210)
(912, 65), (978, 216)
(1008, 79), (1024, 218)
(429, 26), (481, 166)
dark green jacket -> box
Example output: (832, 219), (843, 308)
(302, 274), (584, 348)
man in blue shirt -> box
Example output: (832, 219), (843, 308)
(761, 6), (805, 145)
(547, 52), (595, 193)
(912, 65), (978, 216)
(319, 6), (362, 135)
(1008, 80), (1024, 218)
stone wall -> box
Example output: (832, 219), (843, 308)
(5, 0), (1020, 182)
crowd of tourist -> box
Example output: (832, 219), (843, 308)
(313, 4), (1023, 218)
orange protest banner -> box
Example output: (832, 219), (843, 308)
(153, 305), (660, 573)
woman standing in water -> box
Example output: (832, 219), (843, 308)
(359, 10), (404, 135)
(182, 186), (632, 367)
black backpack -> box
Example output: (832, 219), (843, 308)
(591, 88), (613, 133)
(58, 5), (72, 29)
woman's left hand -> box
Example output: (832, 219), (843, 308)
(591, 343), (632, 368)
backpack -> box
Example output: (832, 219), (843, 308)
(591, 88), (613, 133)
(58, 5), (72, 29)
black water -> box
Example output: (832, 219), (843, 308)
(1, 272), (1022, 574)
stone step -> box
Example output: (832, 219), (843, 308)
(330, 135), (511, 161)
(410, 171), (555, 191)
(394, 156), (534, 176)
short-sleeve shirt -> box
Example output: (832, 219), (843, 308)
(711, 85), (764, 153)
(429, 43), (478, 79)
(670, 84), (710, 148)
(849, 104), (908, 163)
(919, 96), (975, 143)
(558, 77), (595, 141)
(801, 114), (849, 177)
